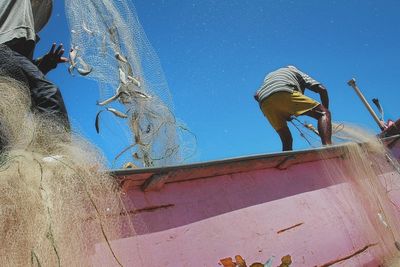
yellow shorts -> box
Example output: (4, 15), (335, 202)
(260, 91), (320, 131)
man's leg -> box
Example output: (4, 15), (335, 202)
(303, 104), (332, 145)
(277, 126), (293, 151)
(259, 92), (296, 151)
(0, 46), (30, 150)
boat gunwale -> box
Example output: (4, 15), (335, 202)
(112, 135), (400, 191)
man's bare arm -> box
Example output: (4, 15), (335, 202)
(309, 84), (329, 109)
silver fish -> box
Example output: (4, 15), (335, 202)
(97, 91), (121, 106)
(133, 90), (150, 99)
(115, 52), (128, 63)
(77, 67), (92, 76)
(119, 68), (128, 84)
(107, 107), (128, 118)
(68, 47), (78, 74)
(128, 75), (141, 87)
(82, 21), (94, 35)
(76, 57), (93, 76)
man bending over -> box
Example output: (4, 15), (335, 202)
(254, 65), (332, 151)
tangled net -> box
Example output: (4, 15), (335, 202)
(65, 0), (195, 168)
(317, 125), (400, 266)
(0, 77), (136, 266)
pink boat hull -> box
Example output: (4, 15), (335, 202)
(91, 136), (400, 266)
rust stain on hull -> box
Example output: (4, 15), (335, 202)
(85, 204), (175, 222)
(129, 204), (175, 214)
(277, 222), (304, 234)
(317, 243), (378, 267)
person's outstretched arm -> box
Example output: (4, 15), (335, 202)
(34, 43), (68, 75)
(289, 66), (329, 109)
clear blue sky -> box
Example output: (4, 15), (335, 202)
(37, 0), (400, 166)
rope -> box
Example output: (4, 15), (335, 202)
(290, 116), (319, 148)
(289, 118), (315, 148)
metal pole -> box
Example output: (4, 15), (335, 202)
(347, 78), (386, 130)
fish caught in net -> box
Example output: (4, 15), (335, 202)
(64, 0), (195, 168)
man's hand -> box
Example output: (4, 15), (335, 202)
(254, 92), (260, 102)
(35, 43), (68, 75)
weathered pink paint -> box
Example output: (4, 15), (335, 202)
(91, 136), (400, 267)
(388, 137), (400, 159)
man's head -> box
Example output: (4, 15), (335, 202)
(31, 0), (53, 33)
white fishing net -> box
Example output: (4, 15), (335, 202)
(0, 76), (138, 266)
(317, 125), (400, 266)
(269, 118), (400, 264)
(64, 0), (195, 168)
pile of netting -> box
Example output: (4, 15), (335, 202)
(64, 0), (195, 168)
(0, 77), (135, 266)
(318, 125), (400, 266)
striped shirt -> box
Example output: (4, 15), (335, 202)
(255, 66), (321, 103)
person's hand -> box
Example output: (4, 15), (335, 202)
(35, 43), (68, 74)
(254, 92), (260, 102)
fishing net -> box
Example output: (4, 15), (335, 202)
(279, 117), (400, 265)
(0, 76), (138, 266)
(64, 0), (195, 168)
(317, 125), (400, 266)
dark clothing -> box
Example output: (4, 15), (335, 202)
(0, 43), (70, 128)
(4, 37), (36, 59)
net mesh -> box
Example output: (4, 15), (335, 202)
(0, 75), (398, 265)
(317, 125), (400, 265)
(274, 118), (400, 265)
(64, 0), (195, 168)
(0, 77), (137, 266)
